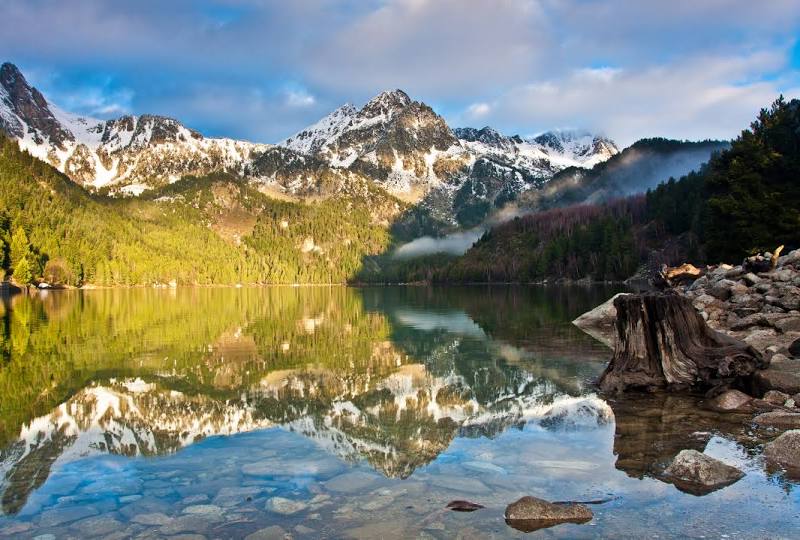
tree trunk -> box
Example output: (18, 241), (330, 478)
(598, 293), (766, 393)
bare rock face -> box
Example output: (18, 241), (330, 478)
(753, 411), (800, 429)
(707, 389), (754, 413)
(504, 496), (592, 533)
(663, 449), (744, 495)
(764, 430), (800, 476)
(572, 293), (629, 349)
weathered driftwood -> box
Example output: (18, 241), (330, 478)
(598, 293), (766, 393)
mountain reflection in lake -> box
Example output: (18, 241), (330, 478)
(0, 286), (797, 539)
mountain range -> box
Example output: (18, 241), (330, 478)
(0, 62), (619, 224)
(0, 60), (735, 287)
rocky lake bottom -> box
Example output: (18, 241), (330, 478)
(0, 286), (798, 538)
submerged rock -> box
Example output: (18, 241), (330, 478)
(244, 525), (289, 540)
(764, 430), (800, 476)
(707, 390), (754, 413)
(504, 496), (592, 533)
(265, 496), (307, 515)
(754, 411), (800, 429)
(663, 449), (744, 495)
(446, 500), (485, 512)
(572, 293), (628, 348)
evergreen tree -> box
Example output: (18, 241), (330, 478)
(12, 255), (32, 284)
(9, 226), (30, 271)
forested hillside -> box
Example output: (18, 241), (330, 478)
(0, 133), (397, 286)
(411, 97), (799, 283)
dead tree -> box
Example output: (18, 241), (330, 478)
(598, 293), (766, 393)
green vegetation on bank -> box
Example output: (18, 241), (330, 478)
(0, 133), (395, 286)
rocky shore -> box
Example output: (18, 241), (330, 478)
(574, 248), (800, 486)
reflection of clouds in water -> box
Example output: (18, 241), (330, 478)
(394, 309), (486, 337)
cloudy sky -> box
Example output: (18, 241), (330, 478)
(2, 0), (799, 146)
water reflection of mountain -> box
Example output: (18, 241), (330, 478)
(0, 286), (615, 515)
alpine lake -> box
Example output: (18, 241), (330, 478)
(0, 286), (797, 539)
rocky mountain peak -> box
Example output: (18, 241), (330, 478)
(454, 126), (511, 147)
(0, 61), (73, 147)
(363, 89), (412, 113)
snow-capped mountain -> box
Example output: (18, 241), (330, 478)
(1, 60), (619, 225)
(0, 62), (268, 193)
(281, 89), (466, 199)
(280, 96), (618, 223)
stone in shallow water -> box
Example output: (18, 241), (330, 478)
(213, 486), (265, 507)
(664, 449), (744, 495)
(504, 496), (593, 533)
(244, 525), (289, 540)
(160, 514), (218, 534)
(131, 512), (172, 526)
(182, 504), (225, 519)
(754, 411), (800, 429)
(182, 494), (210, 505)
(70, 515), (124, 536)
(706, 389), (753, 412)
(764, 429), (800, 475)
(324, 471), (381, 493)
(38, 505), (99, 527)
(265, 496), (308, 515)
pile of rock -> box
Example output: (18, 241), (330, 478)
(678, 248), (800, 355)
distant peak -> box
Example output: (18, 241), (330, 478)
(365, 89), (412, 109)
(0, 62), (22, 77)
(0, 62), (29, 89)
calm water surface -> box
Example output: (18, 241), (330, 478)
(0, 286), (797, 539)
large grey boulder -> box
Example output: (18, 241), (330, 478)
(764, 430), (800, 476)
(572, 293), (629, 349)
(504, 496), (592, 532)
(663, 449), (744, 495)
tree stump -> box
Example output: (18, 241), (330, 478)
(598, 293), (766, 393)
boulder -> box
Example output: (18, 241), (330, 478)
(774, 315), (800, 334)
(753, 411), (800, 429)
(663, 449), (744, 495)
(742, 272), (761, 286)
(709, 280), (737, 300)
(754, 359), (800, 395)
(504, 496), (592, 533)
(790, 338), (800, 358)
(572, 293), (629, 349)
(777, 249), (800, 268)
(763, 430), (800, 476)
(706, 390), (753, 413)
(265, 496), (307, 515)
(762, 390), (791, 406)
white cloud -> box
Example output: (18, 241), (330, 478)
(468, 51), (798, 145)
(285, 90), (316, 108)
(466, 102), (491, 119)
